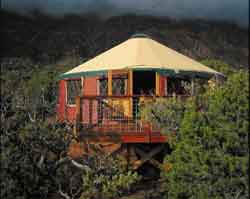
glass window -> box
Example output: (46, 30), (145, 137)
(167, 78), (191, 95)
(67, 79), (82, 104)
(99, 78), (108, 96)
(112, 77), (127, 96)
(98, 75), (128, 96)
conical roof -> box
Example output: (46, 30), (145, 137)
(61, 35), (223, 78)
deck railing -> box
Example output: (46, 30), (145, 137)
(74, 95), (190, 134)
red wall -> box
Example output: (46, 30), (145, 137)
(56, 80), (66, 122)
(82, 77), (98, 124)
(56, 77), (98, 123)
(83, 77), (98, 96)
(159, 75), (167, 96)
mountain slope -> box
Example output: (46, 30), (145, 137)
(1, 9), (249, 68)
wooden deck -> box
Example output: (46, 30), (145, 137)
(77, 122), (167, 143)
(74, 95), (189, 143)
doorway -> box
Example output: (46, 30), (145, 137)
(132, 71), (156, 119)
(133, 71), (155, 95)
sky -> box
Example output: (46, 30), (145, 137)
(2, 0), (249, 26)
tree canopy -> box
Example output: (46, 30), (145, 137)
(141, 62), (249, 198)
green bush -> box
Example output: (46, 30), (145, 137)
(1, 118), (72, 199)
(80, 155), (140, 199)
(140, 97), (186, 146)
(140, 59), (248, 198)
(201, 59), (235, 76)
(1, 58), (141, 199)
(162, 71), (249, 199)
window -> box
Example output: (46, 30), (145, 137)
(112, 76), (127, 96)
(98, 74), (128, 96)
(167, 78), (191, 95)
(67, 79), (82, 105)
(98, 78), (108, 96)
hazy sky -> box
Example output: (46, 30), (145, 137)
(2, 0), (249, 26)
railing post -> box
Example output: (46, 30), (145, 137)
(97, 98), (103, 124)
(89, 99), (93, 125)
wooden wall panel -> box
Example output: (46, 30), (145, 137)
(82, 76), (98, 124)
(159, 75), (167, 96)
(56, 80), (66, 121)
(84, 76), (98, 96)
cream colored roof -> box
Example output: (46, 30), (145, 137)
(62, 36), (222, 78)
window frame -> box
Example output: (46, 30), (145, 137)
(66, 78), (82, 106)
(97, 76), (108, 96)
(166, 77), (191, 96)
(112, 74), (128, 96)
(97, 73), (128, 96)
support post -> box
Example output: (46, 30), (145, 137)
(108, 70), (112, 96)
(128, 70), (133, 96)
(155, 72), (160, 96)
(128, 70), (133, 117)
(81, 77), (84, 95)
(165, 76), (168, 96)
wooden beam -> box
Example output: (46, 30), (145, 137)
(81, 77), (84, 95)
(155, 72), (160, 96)
(132, 145), (164, 170)
(165, 76), (168, 96)
(128, 70), (133, 96)
(108, 70), (112, 96)
(128, 70), (133, 117)
(148, 158), (163, 170)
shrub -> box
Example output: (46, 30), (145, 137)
(162, 71), (249, 199)
(79, 155), (140, 199)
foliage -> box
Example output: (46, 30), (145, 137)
(0, 62), (73, 198)
(79, 156), (140, 199)
(140, 59), (249, 198)
(1, 117), (72, 198)
(201, 59), (235, 76)
(140, 97), (186, 145)
(161, 71), (249, 199)
(1, 57), (141, 199)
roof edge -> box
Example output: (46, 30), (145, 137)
(59, 68), (223, 80)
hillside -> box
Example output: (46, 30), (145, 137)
(1, 9), (249, 69)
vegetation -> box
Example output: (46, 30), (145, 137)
(142, 63), (249, 198)
(79, 156), (140, 199)
(1, 58), (140, 199)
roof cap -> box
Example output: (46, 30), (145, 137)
(130, 33), (152, 39)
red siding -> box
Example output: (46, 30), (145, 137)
(56, 80), (66, 121)
(84, 76), (98, 95)
(65, 106), (77, 122)
(159, 75), (167, 96)
(82, 76), (98, 124)
(56, 77), (99, 123)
